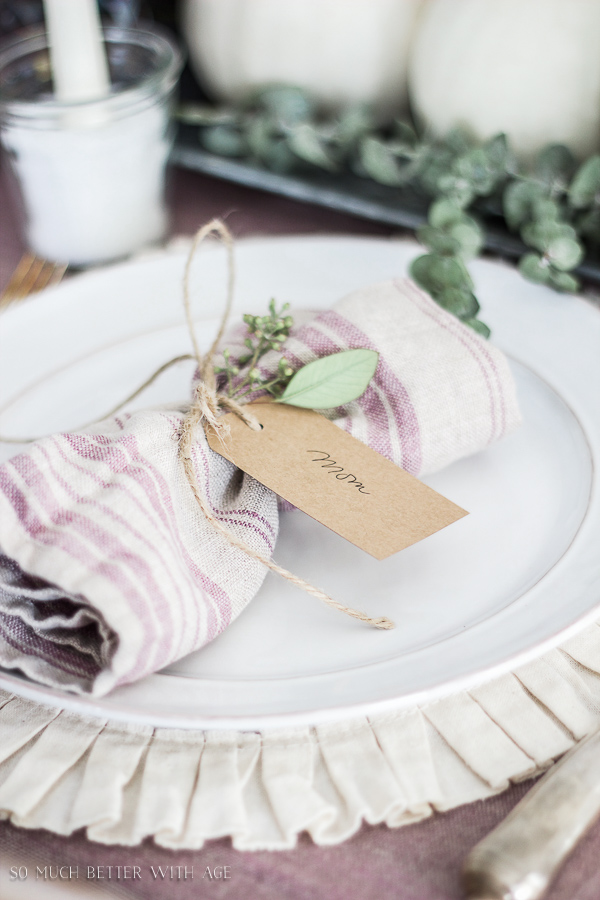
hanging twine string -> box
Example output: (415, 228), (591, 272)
(0, 220), (394, 630)
(0, 354), (195, 446)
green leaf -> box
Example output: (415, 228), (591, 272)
(444, 127), (473, 156)
(246, 115), (276, 157)
(417, 225), (460, 256)
(429, 198), (464, 228)
(335, 105), (373, 146)
(287, 124), (338, 171)
(546, 235), (583, 271)
(535, 144), (576, 187)
(453, 147), (498, 195)
(518, 252), (551, 285)
(201, 124), (247, 157)
(419, 215), (483, 261)
(437, 171), (476, 208)
(521, 219), (577, 254)
(246, 116), (297, 172)
(569, 155), (600, 208)
(437, 287), (480, 318)
(449, 220), (484, 260)
(531, 197), (562, 223)
(393, 120), (418, 146)
(483, 133), (510, 176)
(277, 349), (379, 409)
(410, 253), (473, 295)
(359, 137), (404, 186)
(263, 139), (298, 173)
(548, 269), (580, 293)
(254, 85), (314, 125)
(463, 317), (491, 339)
(503, 180), (546, 229)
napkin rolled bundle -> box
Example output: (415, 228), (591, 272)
(0, 278), (521, 696)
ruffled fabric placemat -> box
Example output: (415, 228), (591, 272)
(1, 623), (600, 851)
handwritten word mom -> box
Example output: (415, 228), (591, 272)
(307, 451), (370, 494)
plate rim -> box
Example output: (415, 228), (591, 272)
(0, 233), (599, 730)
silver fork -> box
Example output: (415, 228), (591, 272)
(0, 253), (67, 310)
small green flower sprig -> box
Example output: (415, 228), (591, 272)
(215, 299), (296, 401)
(216, 298), (380, 410)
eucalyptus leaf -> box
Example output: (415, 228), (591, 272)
(535, 144), (576, 187)
(417, 144), (456, 197)
(449, 220), (484, 260)
(569, 155), (600, 209)
(246, 115), (297, 172)
(503, 180), (546, 230)
(444, 127), (473, 156)
(453, 147), (498, 195)
(261, 138), (298, 173)
(201, 124), (247, 158)
(531, 197), (562, 223)
(483, 133), (511, 176)
(419, 217), (482, 261)
(437, 172), (476, 208)
(546, 235), (583, 271)
(277, 349), (379, 409)
(246, 115), (275, 159)
(393, 120), (418, 146)
(359, 137), (404, 186)
(410, 254), (473, 294)
(521, 219), (577, 254)
(335, 105), (372, 146)
(548, 269), (580, 293)
(254, 85), (314, 125)
(287, 124), (338, 171)
(417, 225), (460, 256)
(429, 198), (464, 228)
(437, 287), (480, 318)
(463, 317), (491, 339)
(518, 253), (551, 285)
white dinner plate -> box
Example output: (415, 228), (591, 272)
(0, 236), (598, 730)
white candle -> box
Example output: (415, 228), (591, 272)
(43, 0), (110, 102)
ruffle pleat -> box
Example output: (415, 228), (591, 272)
(3, 626), (600, 849)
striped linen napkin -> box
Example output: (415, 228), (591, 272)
(0, 279), (521, 695)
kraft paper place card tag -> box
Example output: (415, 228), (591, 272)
(206, 401), (468, 560)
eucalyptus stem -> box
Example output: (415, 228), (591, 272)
(180, 86), (600, 338)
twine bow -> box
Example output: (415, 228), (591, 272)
(178, 220), (394, 631)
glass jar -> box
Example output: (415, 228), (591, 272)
(0, 24), (183, 266)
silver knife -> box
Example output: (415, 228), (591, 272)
(464, 730), (600, 900)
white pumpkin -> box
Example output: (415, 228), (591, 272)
(181, 0), (424, 118)
(409, 0), (600, 160)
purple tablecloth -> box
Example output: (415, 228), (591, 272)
(0, 160), (596, 900)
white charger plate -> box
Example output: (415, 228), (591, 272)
(0, 235), (598, 731)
